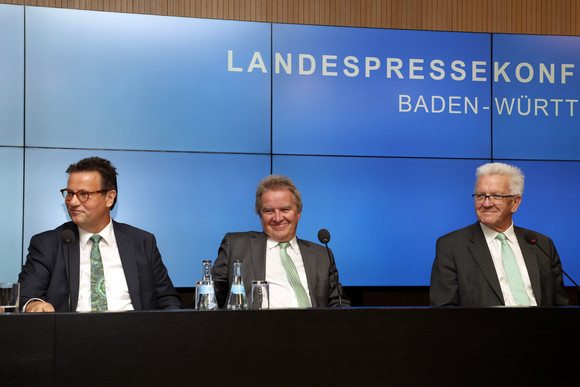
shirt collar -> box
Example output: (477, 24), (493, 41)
(479, 221), (516, 244)
(78, 219), (115, 250)
(267, 236), (299, 252)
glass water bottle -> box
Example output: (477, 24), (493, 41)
(195, 260), (218, 310)
(226, 260), (247, 310)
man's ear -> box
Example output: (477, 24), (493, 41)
(105, 190), (117, 209)
(510, 195), (522, 214)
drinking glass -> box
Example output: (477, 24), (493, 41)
(0, 282), (20, 313)
(250, 281), (269, 310)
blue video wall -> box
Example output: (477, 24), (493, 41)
(1, 5), (580, 288)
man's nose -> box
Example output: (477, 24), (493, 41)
(272, 210), (284, 222)
(68, 193), (81, 206)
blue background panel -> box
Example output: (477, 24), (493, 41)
(3, 5), (580, 290)
(25, 7), (271, 153)
(274, 156), (484, 286)
(273, 24), (491, 158)
(493, 34), (580, 160)
(24, 149), (270, 287)
(503, 160), (580, 285)
(0, 148), (24, 282)
(0, 5), (24, 146)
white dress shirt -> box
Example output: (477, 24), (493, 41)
(265, 237), (312, 309)
(76, 220), (134, 312)
(480, 222), (537, 306)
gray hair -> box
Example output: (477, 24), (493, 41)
(475, 162), (525, 195)
(255, 175), (303, 215)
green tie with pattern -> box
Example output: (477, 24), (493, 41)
(496, 233), (530, 306)
(90, 234), (108, 311)
(279, 242), (311, 307)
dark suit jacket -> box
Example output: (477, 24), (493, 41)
(19, 221), (182, 312)
(429, 222), (568, 307)
(211, 231), (350, 308)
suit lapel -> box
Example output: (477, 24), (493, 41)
(468, 223), (505, 304)
(298, 239), (317, 307)
(248, 233), (267, 293)
(515, 227), (542, 305)
(113, 222), (141, 309)
(68, 226), (81, 311)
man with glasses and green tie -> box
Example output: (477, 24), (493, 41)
(212, 174), (349, 309)
(429, 162), (568, 307)
(19, 157), (182, 312)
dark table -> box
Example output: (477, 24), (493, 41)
(2, 307), (579, 386)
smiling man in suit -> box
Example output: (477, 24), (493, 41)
(19, 156), (181, 312)
(212, 174), (349, 309)
(430, 162), (568, 307)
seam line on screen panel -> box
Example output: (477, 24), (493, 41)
(270, 153), (495, 162)
(270, 22), (274, 175)
(490, 34), (494, 162)
(21, 5), (27, 269)
(24, 146), (271, 157)
(494, 158), (580, 163)
(24, 146), (576, 164)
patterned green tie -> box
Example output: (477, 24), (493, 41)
(90, 234), (108, 311)
(496, 233), (530, 306)
(279, 242), (311, 307)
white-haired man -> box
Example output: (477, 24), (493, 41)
(430, 162), (568, 307)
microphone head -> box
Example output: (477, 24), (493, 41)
(60, 229), (76, 245)
(318, 228), (331, 244)
(523, 231), (537, 245)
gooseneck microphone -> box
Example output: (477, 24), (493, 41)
(318, 229), (330, 244)
(317, 228), (343, 307)
(523, 231), (580, 289)
(60, 229), (76, 312)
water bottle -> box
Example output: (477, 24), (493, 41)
(226, 260), (247, 310)
(195, 260), (218, 310)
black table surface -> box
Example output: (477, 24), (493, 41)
(2, 307), (579, 386)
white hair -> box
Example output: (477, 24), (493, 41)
(475, 162), (524, 195)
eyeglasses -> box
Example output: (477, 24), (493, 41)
(472, 193), (515, 203)
(60, 189), (107, 202)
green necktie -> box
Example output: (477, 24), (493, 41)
(279, 242), (311, 307)
(496, 233), (530, 306)
(90, 234), (108, 311)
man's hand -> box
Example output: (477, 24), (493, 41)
(25, 300), (55, 313)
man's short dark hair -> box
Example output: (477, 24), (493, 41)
(66, 157), (118, 209)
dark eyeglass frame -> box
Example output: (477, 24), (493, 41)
(472, 193), (516, 202)
(60, 189), (107, 202)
